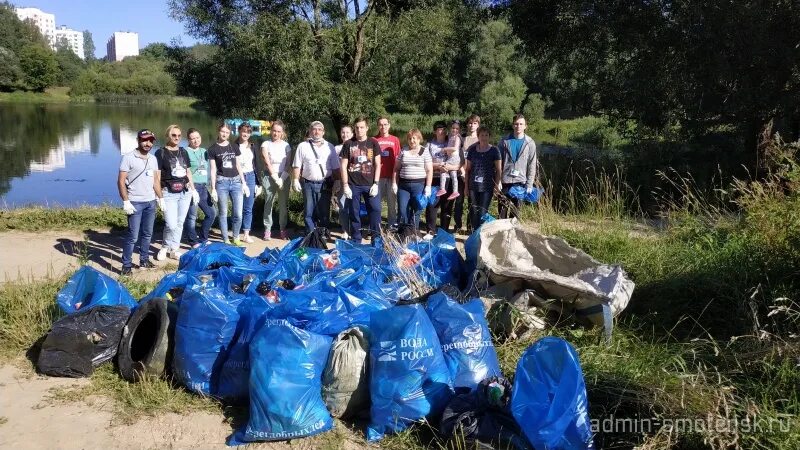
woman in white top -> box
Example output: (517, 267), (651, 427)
(392, 128), (433, 231)
(236, 122), (261, 243)
(260, 120), (291, 240)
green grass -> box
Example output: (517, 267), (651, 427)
(0, 87), (72, 103)
(0, 205), (128, 232)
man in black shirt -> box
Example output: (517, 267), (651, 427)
(340, 116), (382, 242)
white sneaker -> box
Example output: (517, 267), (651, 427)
(422, 233), (434, 241)
(168, 249), (184, 260)
(156, 247), (168, 261)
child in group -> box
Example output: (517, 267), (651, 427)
(437, 120), (462, 200)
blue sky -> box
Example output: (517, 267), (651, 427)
(12, 0), (201, 58)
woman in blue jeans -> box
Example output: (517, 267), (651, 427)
(183, 128), (217, 247)
(392, 128), (433, 231)
(465, 126), (502, 229)
(234, 122), (261, 244)
(208, 123), (250, 246)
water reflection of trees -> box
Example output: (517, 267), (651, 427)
(0, 104), (217, 197)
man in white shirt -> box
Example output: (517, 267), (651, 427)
(293, 120), (340, 233)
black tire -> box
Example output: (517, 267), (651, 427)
(117, 297), (178, 382)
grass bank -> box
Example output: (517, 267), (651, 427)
(0, 87), (199, 110)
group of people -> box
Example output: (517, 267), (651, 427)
(116, 114), (538, 275)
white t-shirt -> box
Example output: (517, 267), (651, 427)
(261, 140), (291, 175)
(238, 142), (255, 173)
(293, 140), (340, 181)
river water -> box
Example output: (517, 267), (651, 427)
(0, 103), (225, 207)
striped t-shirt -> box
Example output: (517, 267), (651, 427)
(397, 147), (432, 181)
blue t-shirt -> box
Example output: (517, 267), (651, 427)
(467, 146), (501, 192)
(507, 138), (525, 162)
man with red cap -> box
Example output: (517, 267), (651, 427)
(117, 129), (163, 276)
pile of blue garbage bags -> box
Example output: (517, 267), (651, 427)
(45, 229), (595, 450)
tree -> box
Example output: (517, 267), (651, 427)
(17, 44), (58, 91)
(83, 30), (95, 62)
(54, 43), (85, 85)
(141, 43), (169, 60)
(0, 46), (23, 90)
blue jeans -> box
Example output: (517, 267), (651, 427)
(122, 200), (156, 268)
(397, 180), (425, 230)
(216, 176), (243, 241)
(162, 189), (192, 251)
(469, 189), (493, 229)
(302, 179), (332, 232)
(183, 183), (217, 245)
(242, 171), (257, 231)
(346, 183), (381, 241)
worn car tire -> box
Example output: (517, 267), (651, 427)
(117, 297), (178, 382)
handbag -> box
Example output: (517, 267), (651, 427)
(167, 180), (186, 193)
(308, 140), (335, 191)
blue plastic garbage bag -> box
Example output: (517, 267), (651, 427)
(409, 231), (462, 288)
(216, 295), (274, 402)
(269, 284), (351, 336)
(178, 242), (253, 273)
(141, 271), (193, 303)
(173, 278), (245, 395)
(57, 266), (137, 315)
(464, 213), (496, 273)
(367, 304), (453, 441)
(414, 186), (441, 210)
(425, 293), (502, 390)
(511, 337), (594, 450)
(332, 267), (394, 326)
(229, 319), (333, 444)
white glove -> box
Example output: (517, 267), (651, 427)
(343, 185), (353, 199)
(157, 197), (166, 212)
(391, 183), (398, 195)
(123, 200), (136, 215)
(271, 173), (284, 189)
(497, 182), (502, 192)
(242, 184), (251, 197)
(210, 189), (218, 203)
(526, 186), (533, 195)
(369, 183), (378, 197)
(424, 186), (431, 198)
(190, 189), (200, 205)
(255, 185), (263, 197)
(292, 179), (302, 193)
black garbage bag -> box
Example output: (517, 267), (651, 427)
(301, 227), (330, 249)
(440, 377), (532, 450)
(37, 305), (130, 378)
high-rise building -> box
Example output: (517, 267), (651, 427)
(106, 32), (139, 62)
(15, 7), (56, 47)
(54, 26), (85, 60)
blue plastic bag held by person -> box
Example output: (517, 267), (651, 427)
(173, 278), (245, 395)
(511, 337), (594, 450)
(367, 304), (453, 441)
(57, 266), (137, 315)
(508, 185), (544, 203)
(425, 293), (502, 390)
(215, 295), (273, 402)
(229, 319), (333, 444)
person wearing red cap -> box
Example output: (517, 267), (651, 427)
(117, 129), (162, 276)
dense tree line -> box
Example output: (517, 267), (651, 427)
(167, 0), (800, 152)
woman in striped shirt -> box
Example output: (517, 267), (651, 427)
(392, 128), (433, 231)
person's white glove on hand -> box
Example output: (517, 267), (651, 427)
(392, 183), (398, 195)
(123, 200), (136, 215)
(497, 182), (502, 192)
(191, 189), (200, 205)
(255, 185), (263, 197)
(292, 179), (302, 193)
(369, 183), (378, 197)
(271, 173), (284, 189)
(526, 186), (533, 195)
(210, 189), (218, 203)
(157, 198), (166, 212)
(344, 185), (353, 199)
(242, 184), (251, 198)
(424, 186), (431, 197)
